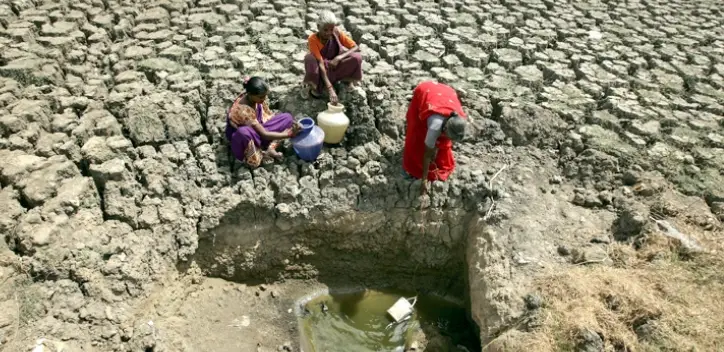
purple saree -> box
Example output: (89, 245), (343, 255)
(225, 94), (294, 168)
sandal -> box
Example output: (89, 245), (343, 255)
(309, 87), (322, 99)
(301, 85), (323, 100)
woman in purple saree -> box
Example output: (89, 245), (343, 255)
(226, 76), (300, 168)
(303, 10), (363, 104)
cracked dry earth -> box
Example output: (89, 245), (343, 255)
(0, 0), (723, 351)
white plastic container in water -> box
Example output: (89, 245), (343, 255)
(316, 102), (350, 144)
(387, 297), (414, 323)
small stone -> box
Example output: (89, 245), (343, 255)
(240, 315), (251, 327)
(259, 285), (267, 291)
(524, 293), (543, 310)
(572, 190), (603, 208)
(557, 245), (571, 256)
(590, 236), (611, 244)
(622, 170), (640, 185)
(549, 175), (562, 184)
(635, 322), (656, 341)
(597, 191), (613, 206)
(270, 290), (279, 299)
(633, 183), (655, 197)
(571, 247), (612, 265)
(105, 306), (115, 322)
(685, 164), (701, 175)
(604, 294), (621, 311)
(576, 328), (604, 352)
(31, 224), (54, 246)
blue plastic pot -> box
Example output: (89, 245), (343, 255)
(291, 117), (325, 162)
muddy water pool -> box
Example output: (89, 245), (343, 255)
(298, 289), (479, 352)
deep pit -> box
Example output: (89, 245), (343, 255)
(190, 199), (487, 351)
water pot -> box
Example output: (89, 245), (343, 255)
(291, 117), (325, 162)
(316, 102), (350, 144)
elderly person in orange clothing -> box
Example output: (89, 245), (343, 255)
(402, 81), (469, 196)
(303, 10), (362, 105)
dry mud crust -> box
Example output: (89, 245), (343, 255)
(0, 0), (723, 351)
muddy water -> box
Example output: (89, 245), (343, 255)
(299, 289), (479, 352)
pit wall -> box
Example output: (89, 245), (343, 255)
(195, 205), (476, 295)
(192, 147), (493, 287)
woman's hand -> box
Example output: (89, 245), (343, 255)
(290, 121), (302, 137)
(420, 179), (429, 196)
(329, 56), (341, 69)
(328, 87), (339, 105)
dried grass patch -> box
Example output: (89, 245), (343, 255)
(486, 233), (724, 352)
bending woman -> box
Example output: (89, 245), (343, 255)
(402, 81), (469, 196)
(226, 76), (300, 168)
(303, 10), (363, 104)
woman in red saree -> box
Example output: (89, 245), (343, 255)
(402, 81), (469, 195)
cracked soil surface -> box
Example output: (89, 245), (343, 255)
(0, 0), (723, 351)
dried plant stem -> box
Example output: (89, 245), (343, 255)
(484, 164), (509, 221)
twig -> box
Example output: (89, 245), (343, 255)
(574, 259), (607, 266)
(481, 315), (528, 351)
(484, 198), (496, 220)
(488, 164), (509, 189)
(483, 164), (509, 221)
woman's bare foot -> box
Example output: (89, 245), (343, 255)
(265, 149), (284, 160)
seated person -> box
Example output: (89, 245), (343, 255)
(303, 10), (362, 105)
(226, 76), (300, 168)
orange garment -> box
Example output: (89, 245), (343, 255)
(307, 30), (356, 61)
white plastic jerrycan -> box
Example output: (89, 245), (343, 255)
(316, 102), (350, 144)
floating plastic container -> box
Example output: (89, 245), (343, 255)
(291, 117), (325, 162)
(317, 102), (350, 144)
(387, 297), (414, 323)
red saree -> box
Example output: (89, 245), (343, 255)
(402, 81), (467, 182)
